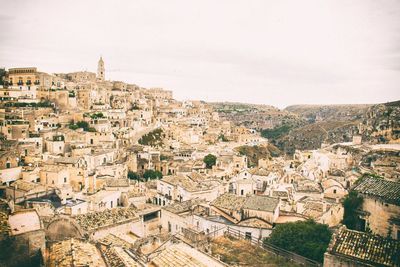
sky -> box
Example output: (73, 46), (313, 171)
(0, 0), (399, 108)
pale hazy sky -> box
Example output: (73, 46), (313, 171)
(1, 0), (399, 108)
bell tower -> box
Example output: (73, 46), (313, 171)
(97, 56), (105, 82)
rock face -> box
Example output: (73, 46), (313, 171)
(209, 102), (305, 130)
(235, 144), (281, 167)
(213, 101), (400, 155)
(285, 104), (371, 122)
(275, 121), (360, 155)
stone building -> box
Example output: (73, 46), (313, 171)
(353, 176), (400, 240)
(211, 193), (280, 225)
(324, 226), (400, 267)
(97, 56), (105, 82)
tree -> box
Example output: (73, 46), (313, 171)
(218, 134), (228, 142)
(265, 220), (332, 263)
(69, 121), (96, 132)
(342, 191), (363, 230)
(76, 121), (89, 130)
(203, 154), (217, 169)
(143, 170), (163, 180)
(138, 129), (163, 146)
(261, 124), (293, 140)
(127, 171), (139, 180)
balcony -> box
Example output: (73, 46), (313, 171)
(34, 81), (40, 85)
(17, 82), (23, 86)
(26, 81), (32, 85)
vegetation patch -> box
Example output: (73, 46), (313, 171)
(261, 124), (293, 140)
(236, 144), (281, 167)
(68, 121), (96, 132)
(342, 191), (364, 230)
(203, 154), (217, 169)
(138, 128), (164, 147)
(128, 170), (162, 181)
(211, 236), (299, 267)
(264, 220), (332, 263)
(4, 100), (53, 108)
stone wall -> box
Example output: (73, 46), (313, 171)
(46, 217), (83, 242)
(90, 219), (139, 241)
(363, 197), (400, 238)
(323, 252), (367, 267)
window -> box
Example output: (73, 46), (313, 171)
(6, 162), (11, 169)
(333, 189), (337, 194)
(241, 189), (244, 196)
(64, 177), (67, 183)
(245, 232), (252, 240)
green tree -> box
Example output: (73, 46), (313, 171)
(218, 134), (228, 142)
(127, 171), (139, 180)
(143, 170), (163, 180)
(203, 154), (217, 169)
(261, 124), (293, 140)
(342, 191), (363, 230)
(69, 121), (95, 132)
(138, 129), (163, 146)
(76, 121), (89, 130)
(265, 220), (332, 263)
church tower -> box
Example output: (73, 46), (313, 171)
(97, 56), (105, 82)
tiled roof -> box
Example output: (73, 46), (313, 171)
(49, 238), (106, 267)
(212, 193), (279, 213)
(353, 176), (400, 205)
(162, 175), (219, 192)
(74, 207), (138, 232)
(105, 178), (130, 187)
(98, 234), (138, 267)
(102, 246), (139, 267)
(163, 199), (204, 214)
(328, 226), (400, 266)
(211, 193), (246, 211)
(151, 245), (207, 267)
(11, 180), (45, 192)
(242, 195), (279, 212)
(150, 242), (224, 267)
(54, 157), (81, 164)
(238, 217), (273, 228)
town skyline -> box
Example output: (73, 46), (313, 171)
(1, 60), (398, 109)
(1, 0), (400, 108)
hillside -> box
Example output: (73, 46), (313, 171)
(273, 121), (360, 154)
(213, 101), (399, 155)
(285, 104), (371, 122)
(209, 102), (306, 130)
(235, 144), (282, 167)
